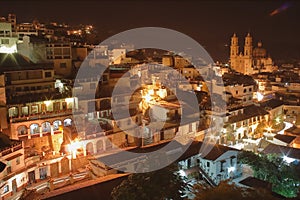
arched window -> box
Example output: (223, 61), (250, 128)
(86, 142), (94, 155)
(30, 124), (40, 134)
(17, 125), (27, 135)
(53, 120), (62, 131)
(96, 140), (103, 153)
(41, 122), (51, 133)
(64, 118), (72, 127)
(105, 138), (113, 149)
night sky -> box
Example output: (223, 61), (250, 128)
(1, 0), (300, 62)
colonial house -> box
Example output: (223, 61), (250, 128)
(178, 143), (242, 186)
(0, 134), (25, 199)
(198, 145), (242, 185)
(222, 104), (269, 144)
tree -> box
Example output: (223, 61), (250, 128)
(253, 121), (266, 138)
(111, 164), (188, 200)
(221, 124), (235, 144)
(238, 151), (300, 198)
(193, 181), (278, 200)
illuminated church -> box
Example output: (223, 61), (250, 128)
(230, 33), (276, 75)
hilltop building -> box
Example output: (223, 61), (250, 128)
(230, 33), (276, 75)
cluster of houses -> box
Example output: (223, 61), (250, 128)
(0, 13), (300, 199)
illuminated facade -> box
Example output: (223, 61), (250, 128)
(0, 137), (25, 199)
(0, 22), (18, 54)
(230, 33), (276, 75)
(46, 42), (72, 77)
(179, 144), (242, 186)
(0, 53), (78, 156)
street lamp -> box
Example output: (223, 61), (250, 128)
(266, 126), (272, 133)
(275, 117), (281, 124)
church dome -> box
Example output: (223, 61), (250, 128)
(253, 42), (267, 58)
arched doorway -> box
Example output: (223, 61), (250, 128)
(17, 125), (28, 136)
(30, 124), (40, 134)
(41, 122), (51, 133)
(64, 118), (72, 127)
(105, 138), (113, 150)
(53, 120), (62, 131)
(86, 142), (94, 155)
(96, 140), (103, 153)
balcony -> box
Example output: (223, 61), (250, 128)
(0, 141), (22, 157)
(18, 130), (63, 140)
(11, 109), (73, 123)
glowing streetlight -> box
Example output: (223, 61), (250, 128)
(143, 93), (152, 103)
(0, 45), (17, 54)
(228, 166), (235, 173)
(65, 98), (74, 104)
(266, 126), (273, 133)
(283, 156), (295, 164)
(257, 92), (264, 101)
(44, 100), (52, 107)
(67, 138), (82, 159)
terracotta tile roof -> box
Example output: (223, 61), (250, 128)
(228, 104), (268, 124)
(260, 99), (284, 109)
(201, 144), (238, 161)
(262, 143), (300, 160)
(5, 153), (23, 161)
(274, 134), (296, 144)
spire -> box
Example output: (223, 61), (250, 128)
(244, 32), (253, 57)
(230, 33), (239, 57)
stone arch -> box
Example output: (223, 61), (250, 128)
(96, 140), (104, 153)
(53, 120), (62, 131)
(17, 125), (28, 135)
(105, 138), (113, 149)
(63, 118), (72, 127)
(41, 121), (51, 133)
(30, 123), (40, 134)
(86, 142), (94, 155)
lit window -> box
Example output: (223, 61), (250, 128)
(42, 122), (51, 133)
(53, 120), (62, 131)
(3, 185), (9, 193)
(30, 124), (40, 134)
(64, 118), (72, 126)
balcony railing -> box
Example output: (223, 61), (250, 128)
(0, 142), (22, 157)
(11, 109), (73, 123)
(18, 130), (63, 139)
